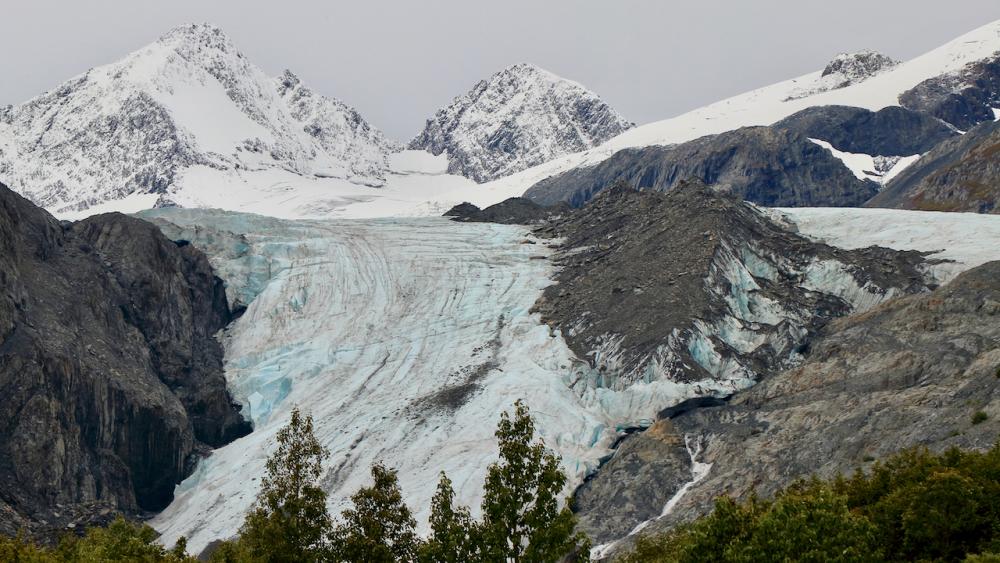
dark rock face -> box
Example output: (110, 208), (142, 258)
(524, 126), (879, 208)
(636, 261), (1000, 548)
(0, 183), (249, 540)
(573, 419), (692, 544)
(443, 197), (569, 224)
(899, 55), (1000, 131)
(531, 182), (929, 394)
(538, 185), (936, 546)
(773, 105), (958, 156)
(588, 260), (1000, 556)
(868, 119), (1000, 213)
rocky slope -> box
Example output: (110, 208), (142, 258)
(0, 23), (397, 215)
(531, 183), (930, 406)
(443, 197), (568, 224)
(443, 21), (1000, 215)
(773, 105), (957, 156)
(868, 119), (1000, 213)
(900, 53), (1000, 131)
(523, 126), (880, 208)
(590, 259), (1000, 556)
(0, 182), (248, 541)
(409, 63), (632, 183)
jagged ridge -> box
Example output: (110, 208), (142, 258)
(410, 63), (632, 182)
(0, 23), (398, 215)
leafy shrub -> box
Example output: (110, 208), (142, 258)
(621, 442), (1000, 562)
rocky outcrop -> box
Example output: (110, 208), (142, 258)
(0, 183), (249, 541)
(443, 197), (569, 224)
(531, 182), (930, 399)
(899, 53), (1000, 131)
(410, 63), (632, 183)
(867, 119), (1000, 213)
(785, 51), (899, 100)
(524, 126), (880, 208)
(773, 105), (957, 156)
(587, 260), (1000, 555)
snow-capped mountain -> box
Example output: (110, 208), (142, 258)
(409, 63), (633, 182)
(435, 19), (1000, 212)
(0, 23), (398, 215)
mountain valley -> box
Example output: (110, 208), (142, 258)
(2, 14), (1000, 561)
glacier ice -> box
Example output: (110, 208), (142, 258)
(145, 211), (738, 553)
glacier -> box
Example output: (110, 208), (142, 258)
(144, 210), (745, 554)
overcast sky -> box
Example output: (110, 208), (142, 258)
(4, 1), (1000, 140)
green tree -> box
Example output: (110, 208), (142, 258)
(418, 473), (476, 563)
(0, 531), (57, 563)
(735, 482), (879, 562)
(215, 407), (332, 563)
(478, 400), (590, 562)
(56, 516), (194, 562)
(330, 463), (419, 562)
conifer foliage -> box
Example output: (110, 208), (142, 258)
(329, 464), (419, 562)
(212, 407), (332, 562)
(478, 400), (591, 562)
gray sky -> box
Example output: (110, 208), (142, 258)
(4, 1), (1000, 140)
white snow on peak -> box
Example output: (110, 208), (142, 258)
(6, 20), (1000, 221)
(409, 62), (633, 183)
(0, 23), (398, 215)
(421, 19), (1000, 212)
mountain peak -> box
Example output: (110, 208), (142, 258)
(785, 49), (899, 100)
(821, 50), (899, 79)
(410, 63), (632, 183)
(157, 22), (233, 50)
(0, 22), (398, 214)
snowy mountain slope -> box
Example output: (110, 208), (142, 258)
(784, 50), (899, 100)
(113, 151), (476, 223)
(0, 23), (397, 215)
(421, 19), (1000, 212)
(143, 211), (746, 554)
(409, 63), (633, 182)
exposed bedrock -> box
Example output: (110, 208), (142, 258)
(899, 54), (1000, 131)
(586, 260), (1000, 556)
(527, 183), (937, 545)
(869, 118), (1000, 214)
(772, 104), (958, 156)
(524, 126), (880, 208)
(0, 183), (249, 541)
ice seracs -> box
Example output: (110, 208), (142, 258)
(144, 209), (749, 553)
(409, 62), (633, 182)
(0, 23), (397, 215)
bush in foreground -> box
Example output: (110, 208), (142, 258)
(620, 442), (1000, 562)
